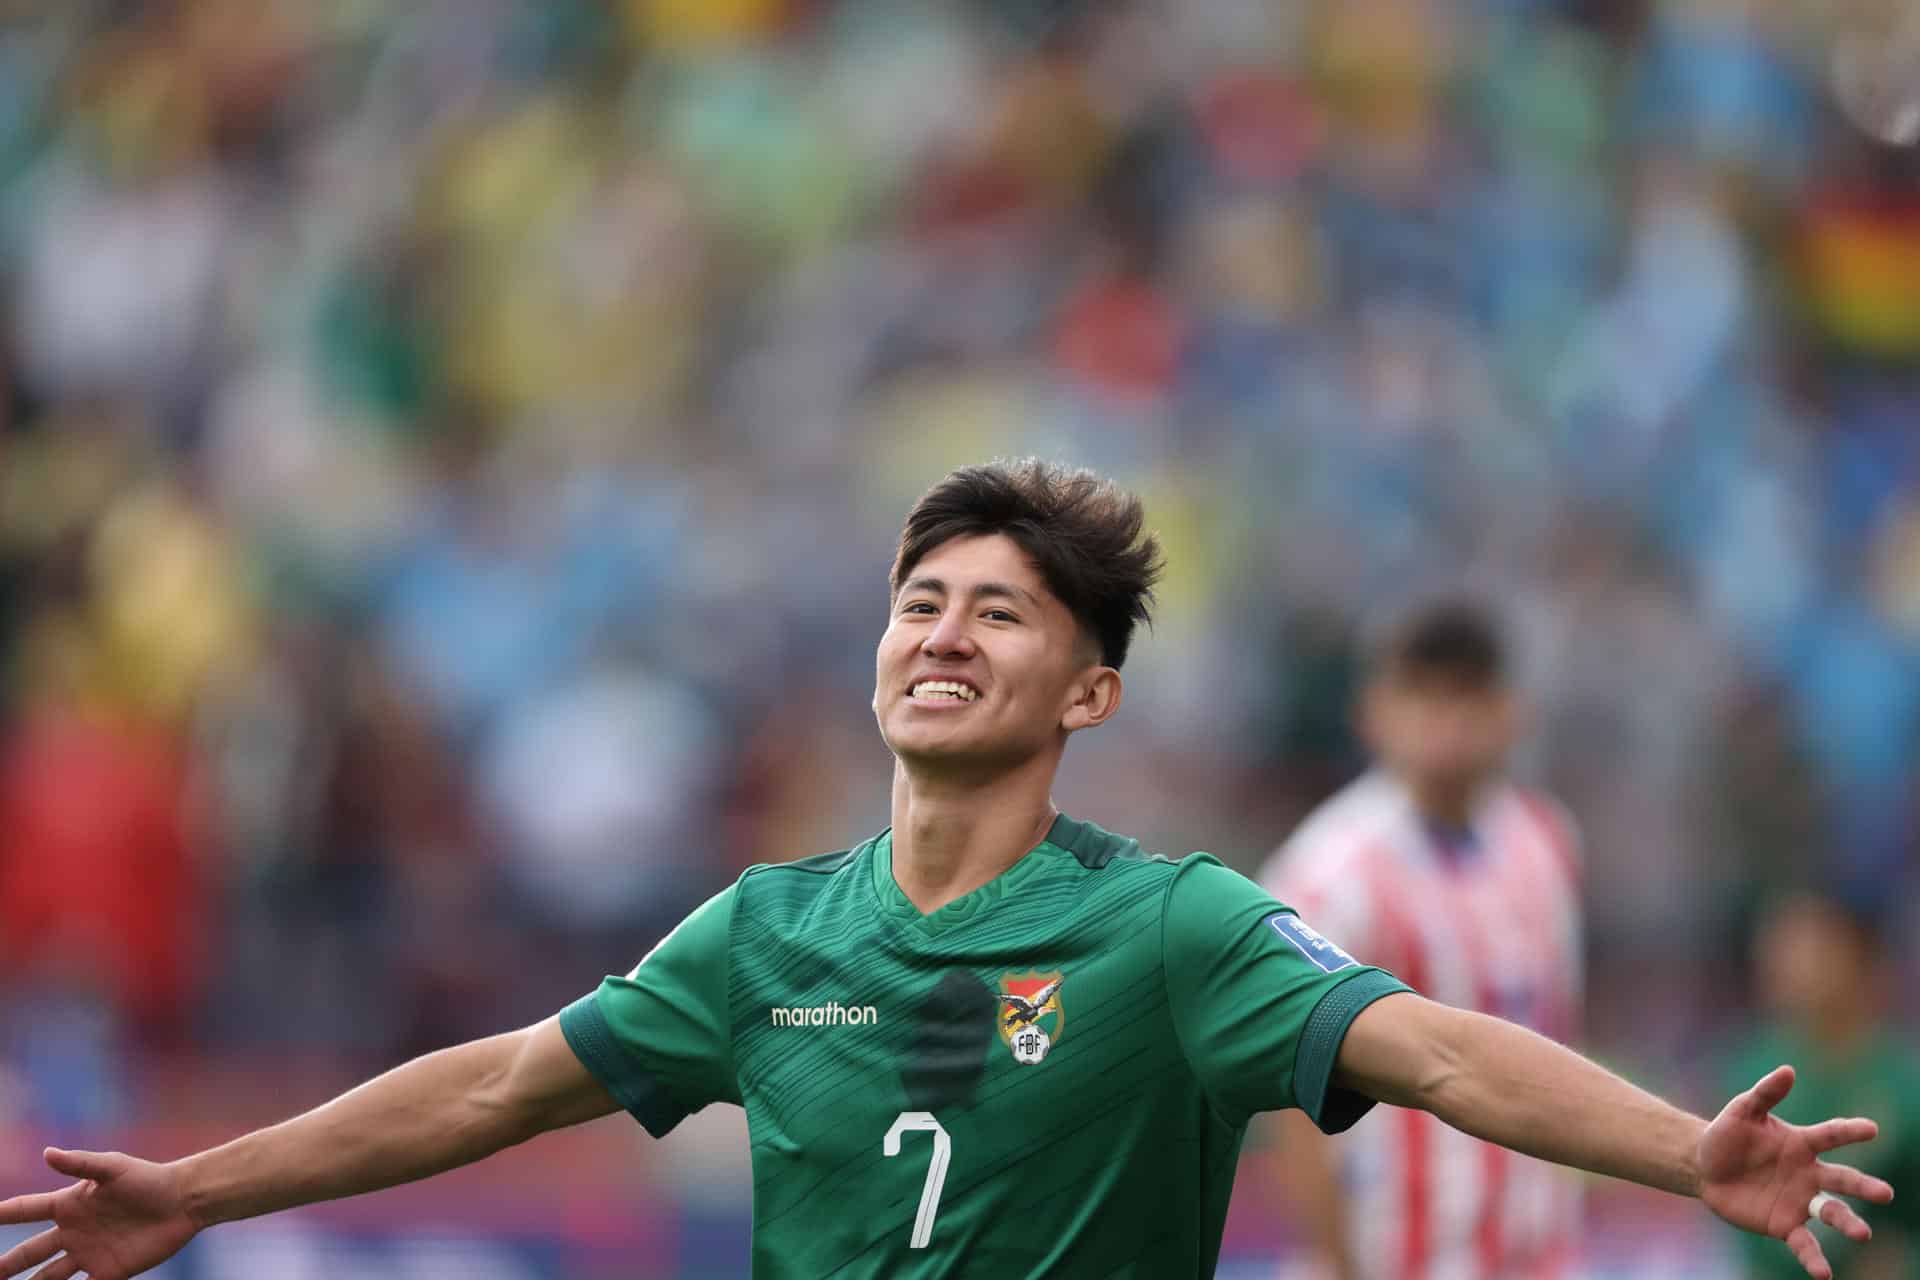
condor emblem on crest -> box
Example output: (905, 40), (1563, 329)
(996, 971), (1064, 1066)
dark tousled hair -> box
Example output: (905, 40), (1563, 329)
(891, 459), (1163, 669)
(1375, 598), (1507, 690)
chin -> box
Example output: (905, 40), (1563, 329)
(884, 724), (1000, 769)
(889, 733), (986, 766)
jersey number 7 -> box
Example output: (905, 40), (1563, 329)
(883, 1111), (952, 1248)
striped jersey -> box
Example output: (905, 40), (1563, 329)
(561, 812), (1409, 1277)
(1257, 772), (1584, 1280)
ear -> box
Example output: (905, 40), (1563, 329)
(1061, 666), (1123, 733)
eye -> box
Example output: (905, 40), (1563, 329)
(984, 609), (1018, 623)
(901, 601), (938, 616)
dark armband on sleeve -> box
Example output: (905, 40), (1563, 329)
(1291, 969), (1410, 1134)
(559, 993), (692, 1138)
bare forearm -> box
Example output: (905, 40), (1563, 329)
(177, 1021), (608, 1227)
(1352, 1006), (1704, 1197)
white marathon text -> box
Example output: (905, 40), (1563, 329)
(771, 1002), (881, 1027)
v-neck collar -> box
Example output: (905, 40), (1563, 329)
(869, 813), (1086, 935)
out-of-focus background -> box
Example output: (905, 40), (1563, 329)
(1, 0), (1918, 1275)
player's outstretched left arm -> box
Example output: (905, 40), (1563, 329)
(1335, 992), (1895, 1280)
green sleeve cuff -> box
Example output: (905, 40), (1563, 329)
(1292, 968), (1410, 1133)
(559, 992), (690, 1138)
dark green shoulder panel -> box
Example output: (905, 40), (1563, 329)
(759, 844), (867, 877)
(736, 839), (874, 913)
(1045, 812), (1179, 870)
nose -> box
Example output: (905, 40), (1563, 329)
(922, 608), (977, 659)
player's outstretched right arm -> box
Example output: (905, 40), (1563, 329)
(0, 1015), (617, 1280)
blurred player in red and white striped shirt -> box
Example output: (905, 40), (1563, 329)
(1258, 600), (1584, 1280)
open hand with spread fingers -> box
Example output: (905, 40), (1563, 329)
(1697, 1065), (1896, 1280)
(0, 1148), (199, 1280)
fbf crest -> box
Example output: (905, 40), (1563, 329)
(996, 971), (1065, 1066)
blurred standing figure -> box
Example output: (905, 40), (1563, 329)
(1724, 894), (1920, 1279)
(1257, 601), (1584, 1280)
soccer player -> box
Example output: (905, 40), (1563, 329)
(1256, 601), (1585, 1279)
(0, 462), (1895, 1279)
(1722, 892), (1920, 1278)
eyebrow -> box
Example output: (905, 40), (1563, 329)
(898, 577), (1039, 607)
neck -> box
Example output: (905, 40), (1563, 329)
(889, 754), (1060, 915)
(1407, 776), (1485, 831)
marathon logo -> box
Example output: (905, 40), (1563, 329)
(770, 1002), (880, 1028)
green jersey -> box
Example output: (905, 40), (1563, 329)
(560, 813), (1408, 1277)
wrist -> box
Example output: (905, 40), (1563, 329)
(1678, 1119), (1707, 1199)
(172, 1153), (221, 1232)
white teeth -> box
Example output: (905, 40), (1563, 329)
(912, 680), (978, 702)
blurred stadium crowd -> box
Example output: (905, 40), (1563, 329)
(1, 0), (1918, 1272)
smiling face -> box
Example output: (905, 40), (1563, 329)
(874, 534), (1121, 776)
